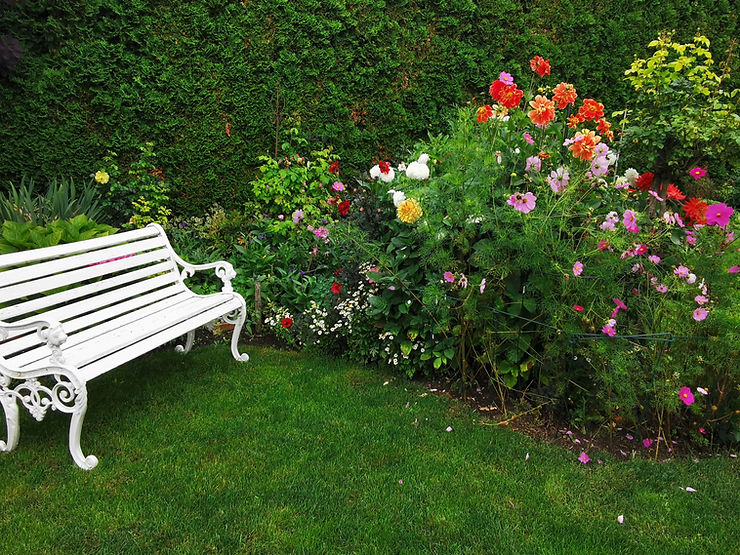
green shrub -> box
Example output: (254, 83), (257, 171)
(0, 215), (117, 254)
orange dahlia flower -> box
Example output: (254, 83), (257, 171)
(499, 84), (523, 109)
(569, 129), (601, 161)
(597, 118), (614, 142)
(552, 82), (577, 109)
(477, 105), (493, 123)
(567, 114), (583, 129)
(530, 56), (551, 77)
(577, 99), (605, 122)
(528, 95), (556, 127)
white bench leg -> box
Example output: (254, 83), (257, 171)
(68, 386), (98, 470)
(174, 330), (195, 354)
(0, 383), (20, 453)
(224, 300), (250, 362)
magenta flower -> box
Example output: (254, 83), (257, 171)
(693, 307), (708, 321)
(602, 324), (616, 337)
(597, 240), (610, 251)
(705, 203), (734, 227)
(635, 244), (648, 255)
(679, 386), (695, 406)
(507, 192), (537, 214)
(643, 439), (653, 448)
(523, 132), (534, 145)
(688, 167), (707, 179)
(655, 284), (668, 293)
(314, 227), (329, 241)
(332, 181), (345, 192)
(573, 305), (584, 312)
(578, 452), (590, 464)
(572, 261), (583, 276)
(443, 271), (455, 283)
(729, 266), (740, 274)
(674, 265), (690, 278)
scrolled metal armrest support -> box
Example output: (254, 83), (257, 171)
(170, 253), (237, 294)
(0, 319), (68, 365)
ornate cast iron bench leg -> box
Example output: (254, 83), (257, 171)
(0, 376), (20, 453)
(225, 298), (250, 362)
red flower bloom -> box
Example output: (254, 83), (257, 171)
(378, 161), (390, 174)
(329, 161), (339, 175)
(530, 55), (551, 77)
(281, 317), (293, 328)
(634, 172), (654, 192)
(331, 281), (342, 294)
(596, 118), (614, 141)
(490, 80), (523, 109)
(682, 197), (709, 225)
(334, 268), (343, 277)
(552, 82), (577, 109)
(577, 99), (605, 122)
(666, 184), (686, 201)
(566, 114), (583, 129)
(476, 104), (493, 123)
(338, 200), (350, 216)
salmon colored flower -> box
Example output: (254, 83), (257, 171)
(476, 104), (494, 123)
(596, 118), (614, 142)
(577, 99), (605, 122)
(567, 114), (583, 129)
(569, 129), (601, 161)
(530, 55), (551, 77)
(528, 95), (556, 127)
(552, 82), (577, 109)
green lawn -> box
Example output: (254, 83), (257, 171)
(1, 345), (738, 554)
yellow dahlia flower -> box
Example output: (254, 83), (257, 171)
(95, 170), (110, 184)
(397, 198), (422, 224)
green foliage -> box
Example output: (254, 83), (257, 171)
(1, 1), (737, 215)
(0, 176), (104, 225)
(620, 32), (740, 199)
(0, 215), (117, 254)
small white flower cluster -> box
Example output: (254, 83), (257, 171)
(303, 300), (328, 342)
(378, 331), (425, 366)
(264, 306), (294, 328)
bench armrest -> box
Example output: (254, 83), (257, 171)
(0, 319), (68, 365)
(171, 253), (237, 294)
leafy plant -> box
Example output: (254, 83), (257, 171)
(0, 215), (117, 254)
(1, 176), (104, 225)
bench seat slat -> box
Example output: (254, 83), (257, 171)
(75, 299), (242, 382)
(8, 290), (206, 368)
(0, 284), (188, 357)
(0, 227), (160, 270)
(0, 236), (169, 287)
(0, 248), (173, 303)
(0, 261), (176, 322)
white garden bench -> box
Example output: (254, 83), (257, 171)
(0, 223), (249, 469)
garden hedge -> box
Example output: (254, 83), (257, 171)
(0, 0), (737, 215)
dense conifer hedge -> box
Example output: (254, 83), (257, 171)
(0, 0), (736, 214)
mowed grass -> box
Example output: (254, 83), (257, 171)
(1, 345), (738, 554)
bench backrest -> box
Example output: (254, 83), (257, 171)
(0, 225), (186, 363)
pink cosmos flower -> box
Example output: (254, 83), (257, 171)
(523, 132), (534, 145)
(573, 305), (584, 311)
(332, 181), (345, 192)
(548, 167), (570, 194)
(590, 156), (609, 177)
(499, 71), (514, 85)
(600, 211), (619, 231)
(602, 324), (616, 337)
(443, 271), (455, 283)
(655, 284), (668, 293)
(648, 190), (665, 202)
(578, 452), (590, 464)
(699, 427), (706, 435)
(458, 273), (468, 288)
(705, 203), (734, 227)
(314, 227), (329, 241)
(507, 192), (537, 214)
(696, 387), (708, 396)
(694, 295), (709, 305)
(572, 261), (583, 276)
(597, 240), (610, 251)
(693, 307), (708, 321)
(679, 386), (695, 406)
(674, 265), (690, 278)
(525, 155), (541, 172)
(643, 439), (654, 448)
(622, 209), (639, 232)
(648, 255), (661, 264)
(480, 278), (486, 294)
(688, 167), (707, 179)
(635, 244), (648, 255)
(729, 266), (740, 274)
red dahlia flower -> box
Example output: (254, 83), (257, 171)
(331, 281), (342, 294)
(329, 161), (339, 175)
(530, 55), (551, 77)
(476, 104), (493, 123)
(281, 317), (293, 328)
(682, 197), (708, 225)
(552, 82), (577, 109)
(577, 99), (605, 122)
(635, 172), (654, 192)
(378, 161), (390, 174)
(666, 184), (686, 201)
(338, 200), (350, 216)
